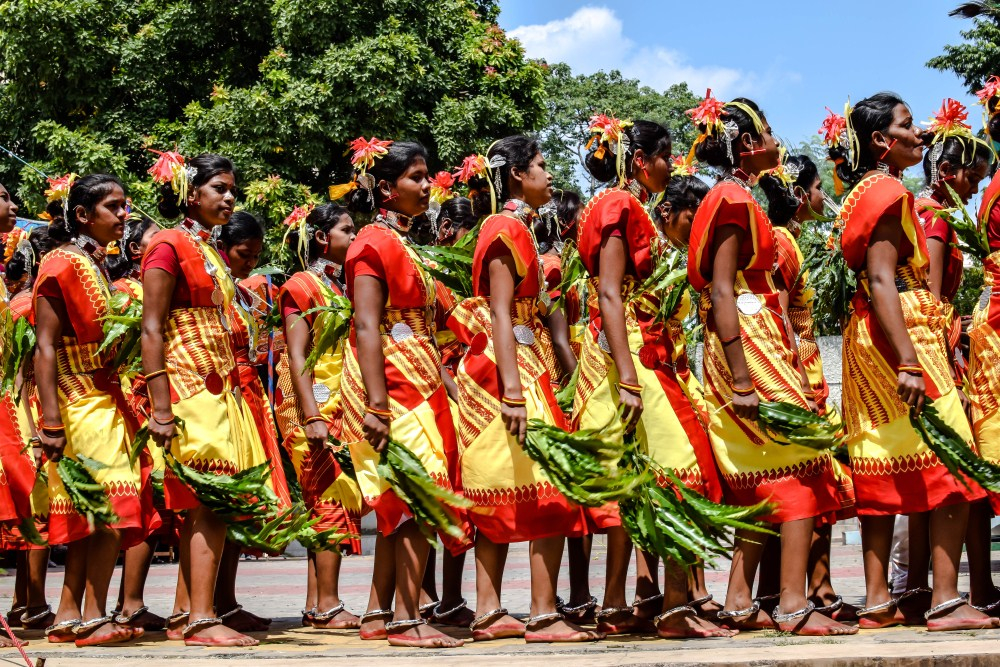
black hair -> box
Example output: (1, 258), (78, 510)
(988, 97), (1000, 143)
(533, 207), (561, 253)
(554, 189), (581, 230)
(584, 120), (672, 183)
(219, 211), (264, 248)
(439, 196), (477, 232)
(4, 226), (52, 284)
(106, 214), (158, 282)
(662, 175), (710, 213)
(694, 98), (765, 171)
(157, 153), (235, 219)
(347, 142), (428, 214)
(828, 92), (907, 188)
(487, 135), (542, 205)
(45, 174), (125, 244)
(759, 155), (820, 226)
(922, 136), (992, 184)
(287, 204), (350, 270)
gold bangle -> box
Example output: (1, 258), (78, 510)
(732, 384), (756, 397)
(303, 415), (326, 425)
(500, 395), (527, 407)
(898, 365), (923, 376)
(618, 382), (643, 395)
(144, 369), (168, 382)
(367, 406), (393, 420)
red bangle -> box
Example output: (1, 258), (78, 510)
(501, 395), (527, 407)
(720, 333), (741, 345)
(39, 419), (64, 432)
(366, 406), (393, 420)
(732, 384), (756, 397)
(303, 415), (326, 425)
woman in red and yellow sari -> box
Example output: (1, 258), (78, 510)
(835, 93), (993, 631)
(141, 153), (262, 647)
(687, 95), (853, 636)
(341, 140), (470, 648)
(961, 80), (1000, 615)
(572, 118), (730, 639)
(450, 136), (597, 643)
(277, 204), (362, 630)
(34, 175), (149, 646)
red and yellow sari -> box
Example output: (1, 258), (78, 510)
(841, 174), (982, 514)
(574, 188), (723, 532)
(33, 248), (148, 546)
(688, 182), (842, 523)
(276, 270), (362, 553)
(141, 228), (267, 512)
(342, 222), (471, 553)
(968, 173), (1000, 511)
(448, 210), (586, 543)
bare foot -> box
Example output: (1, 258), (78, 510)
(972, 588), (1000, 617)
(717, 604), (775, 632)
(927, 601), (1000, 632)
(117, 606), (166, 632)
(184, 619), (258, 647)
(430, 600), (476, 628)
(311, 605), (361, 630)
(74, 620), (134, 647)
(897, 589), (932, 626)
(561, 596), (598, 625)
(471, 612), (525, 641)
(857, 604), (904, 630)
(776, 607), (857, 636)
(690, 595), (724, 619)
(221, 607), (269, 633)
(359, 610), (392, 640)
(595, 608), (654, 635)
(0, 634), (13, 648)
(165, 612), (188, 641)
(656, 608), (736, 638)
(45, 618), (81, 643)
(811, 594), (858, 623)
(6, 607), (25, 628)
(387, 621), (464, 648)
(20, 605), (56, 630)
(525, 616), (603, 643)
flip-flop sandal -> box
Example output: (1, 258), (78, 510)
(716, 601), (775, 631)
(6, 606), (26, 628)
(115, 605), (164, 632)
(419, 601), (439, 620)
(183, 616), (258, 647)
(45, 618), (81, 643)
(386, 618), (464, 648)
(524, 612), (603, 643)
(310, 602), (360, 629)
(20, 604), (55, 630)
(926, 596), (999, 632)
(165, 611), (189, 640)
(812, 595), (858, 623)
(595, 606), (653, 635)
(655, 604), (736, 639)
(690, 594), (723, 619)
(773, 601), (856, 637)
(302, 607), (316, 627)
(430, 598), (471, 627)
(856, 598), (902, 629)
(470, 607), (525, 641)
(359, 609), (393, 640)
(559, 596), (598, 625)
(73, 616), (134, 647)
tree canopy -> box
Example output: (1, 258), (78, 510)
(928, 2), (1000, 91)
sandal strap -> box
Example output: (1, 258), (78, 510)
(45, 618), (81, 635)
(419, 601), (439, 614)
(301, 607), (317, 618)
(898, 587), (932, 603)
(560, 596), (598, 615)
(218, 604), (244, 621)
(632, 593), (664, 609)
(21, 605), (53, 624)
(856, 598), (897, 617)
(924, 595), (969, 620)
(753, 594), (780, 603)
(971, 599), (1000, 613)
(525, 612), (564, 628)
(470, 607), (511, 630)
(654, 605), (695, 625)
(596, 605), (633, 620)
(312, 602), (346, 622)
(183, 617), (223, 637)
(166, 611), (190, 625)
(772, 600), (816, 624)
(73, 615), (114, 635)
(813, 595), (843, 615)
(114, 605), (149, 625)
(360, 609), (394, 622)
(384, 618), (426, 632)
(689, 594), (714, 608)
(716, 600), (760, 620)
(431, 598), (468, 622)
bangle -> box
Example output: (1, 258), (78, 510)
(39, 419), (64, 433)
(732, 384), (756, 397)
(151, 414), (175, 427)
(29, 437), (42, 445)
(500, 395), (527, 407)
(303, 415), (326, 425)
(898, 364), (924, 376)
(618, 381), (643, 395)
(144, 369), (168, 382)
(720, 333), (741, 345)
(367, 406), (393, 420)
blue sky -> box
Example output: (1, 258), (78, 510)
(499, 1), (984, 148)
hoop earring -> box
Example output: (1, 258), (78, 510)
(878, 138), (897, 160)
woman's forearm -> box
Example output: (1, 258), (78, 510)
(598, 289), (638, 385)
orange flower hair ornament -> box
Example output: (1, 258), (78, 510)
(453, 154), (489, 184)
(281, 203), (316, 267)
(670, 154), (698, 178)
(429, 171), (456, 204)
(818, 107), (847, 148)
(148, 148), (193, 206)
(976, 75), (1000, 125)
(329, 136), (393, 202)
(586, 112), (634, 186)
(685, 89), (763, 167)
(44, 172), (77, 231)
(1, 227), (32, 267)
(758, 146), (794, 188)
(922, 98), (992, 187)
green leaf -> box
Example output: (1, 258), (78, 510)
(303, 294), (353, 371)
(757, 401), (845, 451)
(57, 456), (119, 531)
(911, 399), (1000, 492)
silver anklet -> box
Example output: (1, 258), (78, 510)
(772, 601), (815, 625)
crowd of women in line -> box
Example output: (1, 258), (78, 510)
(4, 78), (1000, 651)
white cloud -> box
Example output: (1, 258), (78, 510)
(508, 5), (777, 99)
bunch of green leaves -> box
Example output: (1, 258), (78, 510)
(0, 311), (36, 400)
(331, 439), (357, 482)
(552, 241), (587, 312)
(97, 291), (143, 376)
(57, 455), (119, 532)
(934, 183), (989, 262)
(618, 449), (775, 567)
(377, 439), (472, 546)
(555, 362), (581, 414)
(524, 413), (651, 507)
(17, 515), (47, 547)
(800, 221), (855, 334)
(911, 399), (1000, 492)
(303, 294), (353, 370)
(413, 244), (475, 300)
(758, 401), (845, 451)
(630, 244), (688, 323)
(295, 523), (353, 552)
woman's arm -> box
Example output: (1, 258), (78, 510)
(597, 234), (642, 431)
(489, 254), (527, 444)
(542, 306), (577, 380)
(284, 301), (328, 449)
(710, 225), (757, 420)
(140, 268), (178, 449)
(925, 237), (946, 302)
(774, 276), (816, 411)
(34, 295), (67, 462)
(354, 275), (390, 452)
(867, 216), (925, 412)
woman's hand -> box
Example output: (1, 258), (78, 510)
(732, 386), (759, 421)
(897, 372), (926, 414)
(39, 431), (66, 463)
(957, 386), (971, 419)
(618, 388), (643, 433)
(305, 419), (330, 451)
(501, 403), (528, 445)
(363, 412), (390, 453)
(149, 411), (178, 451)
(802, 386), (819, 414)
